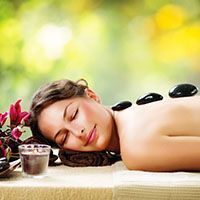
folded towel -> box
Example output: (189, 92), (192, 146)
(59, 149), (121, 167)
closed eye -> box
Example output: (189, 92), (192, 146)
(60, 132), (68, 147)
(71, 109), (78, 120)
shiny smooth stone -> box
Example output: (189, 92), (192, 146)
(111, 101), (132, 111)
(169, 83), (198, 98)
(136, 93), (163, 105)
(0, 157), (10, 172)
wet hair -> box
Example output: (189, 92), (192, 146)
(29, 78), (88, 146)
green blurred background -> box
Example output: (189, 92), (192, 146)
(0, 0), (200, 111)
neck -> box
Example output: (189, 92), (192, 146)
(105, 107), (120, 153)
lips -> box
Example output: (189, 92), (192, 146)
(85, 125), (96, 146)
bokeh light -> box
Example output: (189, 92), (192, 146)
(0, 0), (199, 114)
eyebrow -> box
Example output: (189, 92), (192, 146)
(53, 102), (72, 143)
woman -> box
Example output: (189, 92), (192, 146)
(30, 79), (200, 171)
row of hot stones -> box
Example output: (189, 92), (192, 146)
(112, 83), (198, 111)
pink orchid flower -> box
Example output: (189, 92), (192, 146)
(0, 112), (8, 127)
(11, 126), (23, 140)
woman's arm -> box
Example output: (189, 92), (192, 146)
(124, 135), (200, 171)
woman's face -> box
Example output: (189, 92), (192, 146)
(38, 90), (114, 152)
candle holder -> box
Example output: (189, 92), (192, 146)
(18, 144), (51, 178)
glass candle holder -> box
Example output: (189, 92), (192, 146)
(18, 144), (51, 178)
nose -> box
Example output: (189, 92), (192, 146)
(68, 124), (85, 139)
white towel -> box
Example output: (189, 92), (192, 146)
(113, 161), (200, 200)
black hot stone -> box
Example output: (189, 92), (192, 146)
(136, 93), (163, 105)
(169, 83), (198, 98)
(111, 101), (132, 111)
(0, 157), (10, 172)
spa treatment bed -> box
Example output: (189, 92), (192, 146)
(1, 160), (200, 200)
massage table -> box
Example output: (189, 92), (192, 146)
(1, 161), (200, 200)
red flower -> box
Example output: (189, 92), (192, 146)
(9, 99), (21, 125)
(0, 99), (30, 160)
(11, 126), (23, 140)
(9, 99), (30, 128)
(0, 112), (8, 127)
(20, 112), (30, 126)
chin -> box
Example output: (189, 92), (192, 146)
(96, 139), (110, 151)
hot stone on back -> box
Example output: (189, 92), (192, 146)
(136, 93), (163, 105)
(169, 83), (198, 98)
(111, 101), (132, 111)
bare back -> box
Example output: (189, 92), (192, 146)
(114, 96), (200, 171)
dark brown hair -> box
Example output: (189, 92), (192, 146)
(29, 78), (88, 146)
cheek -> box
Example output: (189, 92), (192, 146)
(64, 135), (80, 150)
(82, 101), (93, 114)
(80, 101), (96, 121)
(80, 100), (109, 125)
